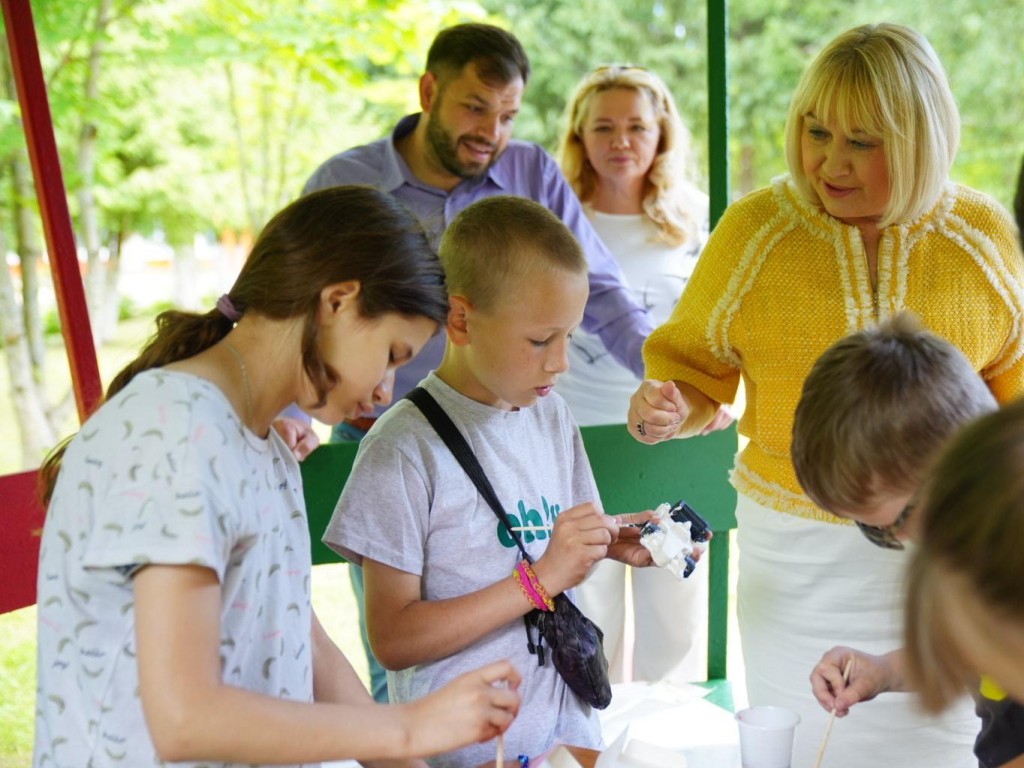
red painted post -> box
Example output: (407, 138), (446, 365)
(1, 0), (105, 612)
(2, 0), (103, 421)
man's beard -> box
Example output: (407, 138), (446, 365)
(425, 110), (499, 181)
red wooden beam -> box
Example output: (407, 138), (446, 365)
(2, 1), (105, 613)
(2, 0), (103, 421)
(0, 471), (46, 614)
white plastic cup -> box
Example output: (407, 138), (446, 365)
(734, 705), (800, 768)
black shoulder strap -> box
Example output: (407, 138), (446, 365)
(406, 386), (533, 564)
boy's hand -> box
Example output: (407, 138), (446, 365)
(532, 503), (616, 595)
(628, 379), (687, 444)
(401, 661), (521, 756)
(810, 646), (903, 716)
(605, 511), (655, 567)
(272, 417), (320, 461)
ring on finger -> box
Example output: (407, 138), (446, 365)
(636, 420), (647, 437)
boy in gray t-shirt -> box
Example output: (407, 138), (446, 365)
(324, 196), (653, 768)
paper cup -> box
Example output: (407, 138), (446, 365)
(735, 705), (800, 768)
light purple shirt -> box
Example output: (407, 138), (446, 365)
(303, 114), (654, 414)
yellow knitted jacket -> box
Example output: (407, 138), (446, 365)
(644, 175), (1024, 522)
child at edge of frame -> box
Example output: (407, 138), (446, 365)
(791, 311), (1024, 768)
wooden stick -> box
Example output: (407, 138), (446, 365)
(512, 522), (647, 533)
(811, 656), (854, 768)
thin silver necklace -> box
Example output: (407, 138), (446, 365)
(223, 341), (254, 429)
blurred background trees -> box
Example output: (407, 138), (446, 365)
(1, 0), (1022, 472)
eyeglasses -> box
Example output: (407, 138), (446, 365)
(855, 500), (914, 550)
(591, 64), (649, 74)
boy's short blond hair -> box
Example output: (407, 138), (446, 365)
(439, 196), (587, 312)
(784, 23), (960, 227)
(791, 312), (996, 516)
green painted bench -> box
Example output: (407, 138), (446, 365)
(578, 423), (738, 710)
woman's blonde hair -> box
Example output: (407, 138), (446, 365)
(558, 65), (704, 247)
(784, 23), (960, 227)
(905, 397), (1024, 711)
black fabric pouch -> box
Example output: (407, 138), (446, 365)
(528, 594), (612, 709)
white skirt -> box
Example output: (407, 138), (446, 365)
(577, 554), (709, 684)
(736, 494), (978, 768)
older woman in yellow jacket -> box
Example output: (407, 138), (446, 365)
(629, 23), (1024, 768)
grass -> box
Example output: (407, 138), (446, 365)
(0, 605), (36, 763)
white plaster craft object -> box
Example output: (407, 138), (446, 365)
(638, 500), (711, 580)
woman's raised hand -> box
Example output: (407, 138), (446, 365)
(628, 379), (688, 443)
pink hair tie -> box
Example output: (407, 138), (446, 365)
(216, 293), (242, 322)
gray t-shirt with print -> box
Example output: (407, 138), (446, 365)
(34, 370), (314, 768)
(323, 373), (603, 768)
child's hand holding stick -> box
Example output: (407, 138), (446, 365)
(812, 656), (854, 768)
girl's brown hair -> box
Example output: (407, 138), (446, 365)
(40, 185), (447, 504)
(904, 397), (1024, 711)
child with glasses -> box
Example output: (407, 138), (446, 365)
(791, 312), (1024, 768)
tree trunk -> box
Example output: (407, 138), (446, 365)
(172, 240), (198, 310)
(225, 63), (260, 234)
(99, 228), (123, 341)
(0, 228), (57, 468)
(12, 152), (46, 374)
(77, 0), (112, 323)
(1, 31), (46, 376)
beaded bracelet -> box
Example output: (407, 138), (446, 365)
(515, 561), (555, 611)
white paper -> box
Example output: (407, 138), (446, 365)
(594, 725), (689, 768)
(534, 744), (584, 768)
(597, 683), (741, 768)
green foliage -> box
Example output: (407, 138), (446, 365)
(495, 0), (1024, 206)
(118, 295), (138, 321)
(42, 308), (62, 337)
(5, 0), (1020, 245)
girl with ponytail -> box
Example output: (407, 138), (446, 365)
(33, 186), (520, 768)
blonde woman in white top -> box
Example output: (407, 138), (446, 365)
(557, 65), (729, 683)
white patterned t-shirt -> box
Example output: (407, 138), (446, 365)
(34, 370), (314, 768)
